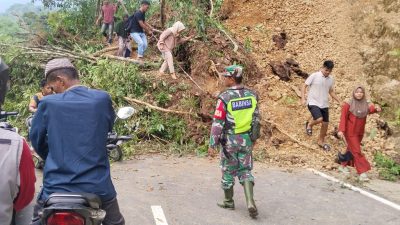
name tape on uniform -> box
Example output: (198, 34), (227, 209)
(231, 99), (253, 111)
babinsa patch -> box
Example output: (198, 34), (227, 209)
(231, 98), (253, 111)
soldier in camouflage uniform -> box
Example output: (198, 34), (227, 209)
(208, 65), (261, 218)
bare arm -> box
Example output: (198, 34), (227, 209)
(301, 83), (308, 105)
(96, 9), (104, 25)
(118, 0), (129, 15)
(329, 87), (341, 104)
(28, 98), (38, 113)
(138, 20), (153, 33)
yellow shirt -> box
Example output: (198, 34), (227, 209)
(29, 92), (44, 108)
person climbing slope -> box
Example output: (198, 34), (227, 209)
(157, 21), (192, 80)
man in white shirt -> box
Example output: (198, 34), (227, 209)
(301, 60), (341, 151)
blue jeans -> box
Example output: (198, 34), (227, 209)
(130, 32), (147, 58)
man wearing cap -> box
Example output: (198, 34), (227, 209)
(30, 58), (125, 225)
(208, 65), (261, 219)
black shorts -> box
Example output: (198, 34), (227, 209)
(308, 105), (329, 122)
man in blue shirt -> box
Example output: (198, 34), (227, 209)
(30, 58), (125, 225)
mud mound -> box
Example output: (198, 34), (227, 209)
(221, 0), (392, 170)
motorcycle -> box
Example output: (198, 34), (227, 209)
(27, 106), (135, 168)
(106, 106), (136, 161)
(0, 110), (19, 132)
(37, 107), (135, 224)
(40, 193), (106, 225)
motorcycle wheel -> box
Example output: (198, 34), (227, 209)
(32, 155), (43, 169)
(108, 146), (123, 161)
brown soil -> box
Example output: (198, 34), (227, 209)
(103, 0), (397, 176)
(215, 0), (393, 173)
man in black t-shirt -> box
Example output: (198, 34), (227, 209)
(126, 0), (154, 61)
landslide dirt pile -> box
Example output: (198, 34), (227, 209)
(218, 0), (395, 171)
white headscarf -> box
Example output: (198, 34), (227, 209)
(169, 21), (185, 36)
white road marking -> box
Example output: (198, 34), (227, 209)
(308, 168), (400, 211)
(151, 205), (169, 225)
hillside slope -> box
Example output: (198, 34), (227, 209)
(220, 0), (393, 172)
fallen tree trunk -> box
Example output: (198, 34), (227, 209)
(209, 0), (214, 17)
(102, 54), (142, 64)
(124, 97), (195, 116)
(91, 46), (120, 57)
(216, 25), (239, 52)
(176, 63), (206, 93)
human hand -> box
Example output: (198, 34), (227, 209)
(375, 104), (382, 112)
(337, 131), (344, 139)
(301, 98), (306, 106)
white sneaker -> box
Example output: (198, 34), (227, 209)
(359, 173), (370, 182)
(338, 165), (350, 174)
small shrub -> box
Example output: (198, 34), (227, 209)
(374, 152), (400, 181)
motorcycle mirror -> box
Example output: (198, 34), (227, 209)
(117, 107), (135, 119)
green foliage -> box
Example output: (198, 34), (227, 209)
(213, 0), (224, 14)
(388, 49), (400, 57)
(395, 108), (400, 126)
(155, 91), (171, 107)
(0, 16), (22, 42)
(196, 140), (209, 157)
(281, 96), (297, 105)
(78, 59), (151, 102)
(374, 152), (400, 181)
(181, 96), (200, 110)
(1, 0), (212, 157)
(138, 110), (188, 144)
(244, 37), (252, 53)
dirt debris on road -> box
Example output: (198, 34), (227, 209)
(218, 0), (396, 174)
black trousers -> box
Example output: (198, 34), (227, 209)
(31, 197), (125, 225)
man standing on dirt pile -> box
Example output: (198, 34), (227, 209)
(301, 60), (341, 151)
(208, 65), (261, 219)
(126, 0), (156, 62)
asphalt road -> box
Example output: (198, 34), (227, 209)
(22, 155), (400, 225)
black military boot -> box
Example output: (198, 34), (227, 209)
(243, 181), (258, 218)
(217, 186), (235, 210)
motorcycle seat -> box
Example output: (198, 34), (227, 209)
(45, 193), (102, 209)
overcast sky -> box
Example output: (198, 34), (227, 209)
(0, 0), (39, 13)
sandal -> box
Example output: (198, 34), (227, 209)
(305, 121), (312, 136)
(319, 143), (331, 151)
(338, 165), (350, 174)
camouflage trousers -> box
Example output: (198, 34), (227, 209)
(220, 145), (254, 190)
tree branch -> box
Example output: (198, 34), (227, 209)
(124, 97), (195, 116)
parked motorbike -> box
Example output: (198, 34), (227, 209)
(0, 110), (19, 132)
(37, 107), (135, 224)
(40, 193), (106, 225)
(27, 106), (135, 167)
(106, 106), (135, 161)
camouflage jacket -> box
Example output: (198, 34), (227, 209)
(209, 85), (261, 149)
